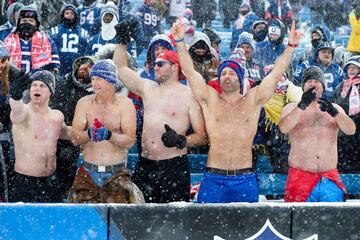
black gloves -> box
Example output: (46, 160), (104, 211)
(161, 124), (187, 149)
(298, 87), (316, 110)
(10, 73), (32, 101)
(318, 98), (339, 117)
(114, 16), (139, 45)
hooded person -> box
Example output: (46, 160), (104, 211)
(188, 32), (220, 83)
(294, 42), (344, 100)
(253, 19), (287, 67)
(49, 4), (89, 76)
(0, 2), (24, 41)
(252, 19), (268, 43)
(86, 2), (120, 56)
(333, 56), (360, 173)
(202, 28), (221, 58)
(4, 6), (60, 74)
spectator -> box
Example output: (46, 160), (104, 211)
(134, 0), (162, 49)
(279, 66), (356, 202)
(348, 1), (360, 55)
(192, 0), (216, 28)
(173, 18), (302, 203)
(264, 0), (293, 28)
(188, 31), (220, 82)
(4, 6), (60, 75)
(77, 0), (102, 36)
(165, 0), (191, 26)
(114, 21), (208, 203)
(0, 2), (23, 41)
(333, 55), (360, 173)
(230, 3), (259, 52)
(9, 70), (72, 203)
(236, 32), (264, 83)
(69, 59), (143, 203)
(252, 19), (268, 43)
(49, 56), (94, 201)
(202, 28), (221, 59)
(219, 0), (242, 28)
(49, 4), (89, 76)
(294, 42), (344, 100)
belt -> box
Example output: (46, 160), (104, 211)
(81, 161), (125, 173)
(206, 167), (253, 176)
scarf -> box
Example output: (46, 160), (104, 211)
(341, 76), (360, 116)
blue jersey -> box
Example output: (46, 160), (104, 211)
(19, 37), (60, 74)
(49, 24), (89, 76)
(294, 59), (344, 100)
(77, 4), (102, 36)
(134, 4), (161, 47)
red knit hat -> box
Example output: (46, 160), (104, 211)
(157, 50), (186, 80)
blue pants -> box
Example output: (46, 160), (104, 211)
(306, 177), (345, 202)
(82, 165), (115, 187)
(197, 172), (259, 203)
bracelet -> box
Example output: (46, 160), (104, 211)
(175, 38), (184, 43)
(287, 43), (298, 48)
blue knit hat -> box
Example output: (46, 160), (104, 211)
(237, 32), (256, 50)
(89, 59), (119, 85)
(0, 41), (9, 58)
(217, 59), (245, 94)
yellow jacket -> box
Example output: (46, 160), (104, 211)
(348, 10), (360, 53)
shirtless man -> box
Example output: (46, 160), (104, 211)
(69, 59), (142, 203)
(172, 18), (302, 203)
(9, 70), (71, 203)
(113, 22), (207, 203)
(279, 66), (356, 202)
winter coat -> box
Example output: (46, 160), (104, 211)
(348, 10), (360, 53)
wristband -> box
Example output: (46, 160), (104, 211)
(287, 43), (298, 48)
(175, 38), (184, 43)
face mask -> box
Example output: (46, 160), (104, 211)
(253, 29), (267, 42)
(62, 18), (76, 28)
(240, 10), (250, 16)
(17, 23), (37, 40)
(311, 39), (321, 48)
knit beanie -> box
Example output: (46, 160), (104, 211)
(237, 32), (256, 49)
(0, 41), (9, 58)
(301, 66), (325, 90)
(344, 55), (360, 76)
(89, 59), (119, 84)
(217, 59), (245, 94)
(30, 70), (56, 95)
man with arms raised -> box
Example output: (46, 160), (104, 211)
(279, 67), (356, 202)
(172, 18), (302, 203)
(9, 70), (71, 202)
(113, 21), (207, 203)
(69, 60), (142, 203)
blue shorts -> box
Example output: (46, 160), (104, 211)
(306, 177), (345, 202)
(197, 172), (259, 203)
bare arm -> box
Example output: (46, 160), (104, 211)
(108, 98), (136, 149)
(333, 104), (356, 135)
(60, 122), (72, 140)
(278, 102), (303, 134)
(10, 99), (27, 124)
(71, 97), (90, 146)
(113, 44), (151, 97)
(172, 17), (215, 104)
(255, 21), (302, 106)
(186, 95), (208, 146)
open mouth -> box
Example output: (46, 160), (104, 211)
(34, 93), (41, 97)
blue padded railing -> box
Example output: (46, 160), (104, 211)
(128, 153), (360, 196)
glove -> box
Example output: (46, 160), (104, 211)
(114, 16), (139, 45)
(318, 98), (339, 117)
(161, 124), (187, 149)
(298, 87), (316, 110)
(88, 118), (112, 142)
(9, 73), (32, 101)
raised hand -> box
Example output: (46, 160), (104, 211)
(10, 74), (32, 101)
(318, 98), (339, 117)
(298, 87), (316, 110)
(171, 16), (185, 41)
(287, 20), (303, 47)
(161, 124), (187, 149)
(114, 16), (139, 45)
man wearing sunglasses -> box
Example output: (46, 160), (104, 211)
(113, 22), (208, 203)
(172, 18), (302, 203)
(4, 6), (60, 75)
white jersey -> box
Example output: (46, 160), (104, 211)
(168, 0), (191, 17)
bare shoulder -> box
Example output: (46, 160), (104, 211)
(116, 95), (135, 110)
(281, 102), (298, 115)
(50, 109), (65, 123)
(77, 94), (94, 106)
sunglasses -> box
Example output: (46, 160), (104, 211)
(154, 60), (173, 68)
(0, 57), (9, 64)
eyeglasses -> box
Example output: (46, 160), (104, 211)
(0, 57), (9, 64)
(154, 60), (173, 68)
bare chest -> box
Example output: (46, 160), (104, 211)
(28, 115), (61, 141)
(297, 111), (337, 129)
(86, 103), (122, 131)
